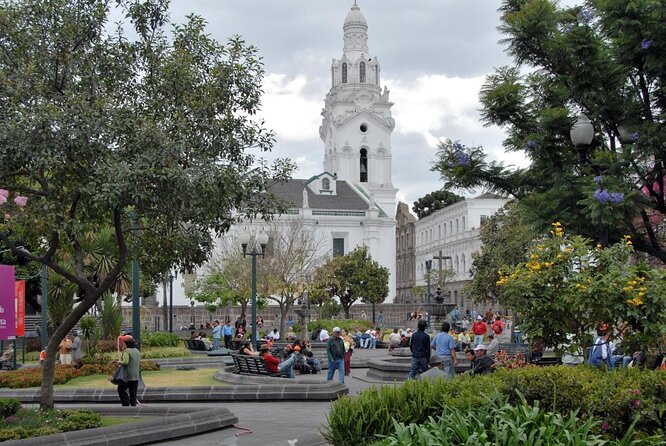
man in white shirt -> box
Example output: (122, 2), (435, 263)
(319, 328), (330, 343)
(268, 328), (280, 340)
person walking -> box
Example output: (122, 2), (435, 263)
(326, 327), (346, 384)
(431, 322), (458, 379)
(117, 336), (141, 406)
(472, 316), (487, 347)
(71, 331), (82, 364)
(223, 320), (233, 349)
(408, 319), (431, 379)
(212, 320), (221, 350)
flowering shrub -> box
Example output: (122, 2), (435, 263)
(496, 222), (666, 352)
(493, 350), (528, 369)
(0, 361), (160, 388)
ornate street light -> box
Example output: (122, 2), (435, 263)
(239, 231), (269, 349)
(570, 114), (594, 164)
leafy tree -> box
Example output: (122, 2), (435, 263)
(188, 251), (255, 319)
(467, 202), (535, 302)
(310, 246), (389, 319)
(0, 0), (293, 408)
(432, 0), (665, 262)
(412, 190), (464, 219)
(497, 222), (666, 355)
(262, 219), (327, 335)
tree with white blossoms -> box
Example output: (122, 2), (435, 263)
(0, 0), (293, 409)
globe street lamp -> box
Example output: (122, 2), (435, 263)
(570, 114), (594, 164)
(239, 231), (269, 350)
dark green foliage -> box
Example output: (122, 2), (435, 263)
(141, 331), (181, 348)
(371, 394), (664, 446)
(0, 0), (294, 407)
(433, 0), (666, 263)
(0, 407), (101, 440)
(0, 398), (21, 418)
(323, 367), (666, 446)
(310, 246), (389, 319)
(467, 202), (534, 302)
(412, 190), (464, 219)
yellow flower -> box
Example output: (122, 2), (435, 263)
(626, 297), (644, 307)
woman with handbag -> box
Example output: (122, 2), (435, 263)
(116, 335), (141, 406)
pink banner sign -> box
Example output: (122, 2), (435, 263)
(0, 265), (16, 340)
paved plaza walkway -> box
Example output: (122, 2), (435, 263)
(53, 348), (390, 446)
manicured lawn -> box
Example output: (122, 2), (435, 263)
(100, 416), (149, 427)
(56, 368), (225, 388)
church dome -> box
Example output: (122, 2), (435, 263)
(344, 4), (367, 28)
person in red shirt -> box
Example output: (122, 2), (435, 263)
(472, 316), (487, 347)
(259, 344), (280, 373)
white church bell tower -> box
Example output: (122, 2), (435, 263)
(320, 2), (398, 216)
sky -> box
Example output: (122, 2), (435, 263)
(146, 0), (581, 306)
(158, 0), (546, 209)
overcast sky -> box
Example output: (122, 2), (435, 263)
(150, 0), (581, 306)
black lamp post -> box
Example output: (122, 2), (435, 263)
(424, 260), (432, 304)
(168, 270), (177, 333)
(239, 231), (269, 350)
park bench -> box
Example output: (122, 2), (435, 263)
(230, 353), (286, 378)
(184, 339), (211, 351)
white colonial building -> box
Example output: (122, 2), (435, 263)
(205, 3), (398, 299)
(413, 194), (509, 309)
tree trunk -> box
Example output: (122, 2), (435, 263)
(40, 291), (101, 409)
(278, 300), (290, 338)
(342, 302), (351, 319)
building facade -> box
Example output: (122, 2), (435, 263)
(412, 193), (509, 310)
(395, 202), (416, 303)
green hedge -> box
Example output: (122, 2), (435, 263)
(371, 394), (665, 446)
(0, 408), (101, 441)
(0, 398), (20, 418)
(323, 367), (666, 446)
(302, 319), (373, 335)
(142, 331), (181, 348)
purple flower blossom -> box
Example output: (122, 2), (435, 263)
(0, 195), (6, 206)
(594, 188), (610, 203)
(578, 9), (594, 25)
(0, 189), (8, 198)
(632, 399), (641, 409)
(447, 162), (454, 169)
(453, 142), (464, 151)
(527, 140), (537, 149)
(629, 132), (639, 142)
(594, 189), (624, 205)
(609, 192), (625, 205)
(641, 39), (653, 50)
(593, 176), (602, 184)
(453, 150), (471, 167)
(13, 196), (27, 207)
(601, 421), (610, 431)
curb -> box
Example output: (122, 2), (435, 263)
(2, 406), (238, 446)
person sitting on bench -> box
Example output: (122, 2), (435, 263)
(259, 343), (296, 378)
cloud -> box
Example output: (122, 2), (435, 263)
(260, 74), (323, 142)
(387, 74), (488, 148)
